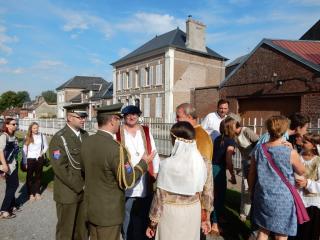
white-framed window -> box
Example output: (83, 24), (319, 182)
(122, 72), (127, 90)
(140, 68), (146, 87)
(143, 97), (150, 117)
(117, 73), (122, 90)
(128, 71), (133, 89)
(155, 64), (163, 85)
(155, 96), (162, 118)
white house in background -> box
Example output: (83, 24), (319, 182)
(56, 76), (113, 119)
(111, 16), (227, 122)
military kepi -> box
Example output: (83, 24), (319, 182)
(96, 103), (123, 116)
(63, 103), (88, 118)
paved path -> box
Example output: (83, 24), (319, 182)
(1, 177), (243, 240)
(0, 181), (56, 240)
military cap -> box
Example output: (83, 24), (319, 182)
(121, 105), (142, 116)
(96, 103), (123, 116)
(63, 103), (88, 117)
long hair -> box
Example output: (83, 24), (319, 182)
(1, 117), (16, 135)
(25, 122), (39, 146)
(219, 117), (237, 146)
(303, 133), (320, 156)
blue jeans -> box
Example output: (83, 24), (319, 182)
(211, 164), (227, 223)
(1, 168), (19, 212)
(122, 196), (152, 240)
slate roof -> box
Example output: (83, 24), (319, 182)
(91, 82), (113, 100)
(220, 38), (320, 88)
(111, 28), (227, 66)
(226, 54), (249, 67)
(300, 20), (320, 41)
(56, 76), (107, 90)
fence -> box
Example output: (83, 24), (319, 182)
(18, 117), (320, 170)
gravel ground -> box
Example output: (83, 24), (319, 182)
(0, 181), (56, 240)
(0, 174), (242, 240)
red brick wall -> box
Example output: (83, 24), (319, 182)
(220, 44), (320, 125)
(191, 87), (219, 118)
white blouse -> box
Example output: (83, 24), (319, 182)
(23, 133), (48, 159)
(298, 155), (320, 209)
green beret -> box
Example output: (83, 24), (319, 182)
(96, 103), (123, 116)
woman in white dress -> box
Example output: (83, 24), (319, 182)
(146, 121), (207, 240)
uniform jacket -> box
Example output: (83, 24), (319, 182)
(80, 130), (148, 227)
(49, 125), (88, 204)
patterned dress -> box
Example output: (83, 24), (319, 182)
(253, 145), (297, 236)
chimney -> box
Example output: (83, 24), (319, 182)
(186, 15), (207, 53)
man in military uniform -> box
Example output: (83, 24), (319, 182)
(49, 104), (89, 240)
(80, 103), (151, 240)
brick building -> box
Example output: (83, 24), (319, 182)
(112, 17), (227, 121)
(219, 38), (320, 126)
(56, 76), (112, 119)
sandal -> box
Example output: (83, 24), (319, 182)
(0, 211), (16, 219)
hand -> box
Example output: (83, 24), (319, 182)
(296, 177), (308, 188)
(142, 150), (156, 164)
(1, 164), (9, 173)
(281, 140), (293, 149)
(229, 174), (237, 184)
(201, 221), (211, 235)
(146, 227), (156, 238)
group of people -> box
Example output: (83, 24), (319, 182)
(0, 99), (319, 240)
(0, 118), (48, 219)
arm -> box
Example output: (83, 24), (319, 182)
(248, 157), (257, 194)
(150, 133), (160, 177)
(243, 127), (259, 144)
(146, 188), (165, 238)
(201, 114), (212, 134)
(305, 165), (320, 193)
(109, 145), (148, 190)
(49, 136), (83, 193)
(226, 145), (236, 184)
(200, 156), (213, 215)
(41, 134), (49, 155)
(0, 134), (8, 173)
(290, 150), (305, 175)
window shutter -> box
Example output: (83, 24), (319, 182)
(143, 97), (150, 117)
(149, 66), (154, 86)
(155, 97), (162, 118)
(156, 64), (163, 85)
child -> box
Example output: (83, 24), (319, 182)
(211, 117), (237, 235)
(295, 133), (320, 240)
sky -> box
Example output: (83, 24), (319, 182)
(0, 0), (319, 98)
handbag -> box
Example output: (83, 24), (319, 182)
(41, 133), (50, 167)
(261, 144), (310, 224)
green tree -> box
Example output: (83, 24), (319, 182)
(0, 91), (18, 111)
(16, 91), (31, 107)
(41, 90), (57, 104)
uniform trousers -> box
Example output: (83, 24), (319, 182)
(89, 224), (120, 240)
(56, 200), (87, 240)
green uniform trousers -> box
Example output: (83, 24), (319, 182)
(89, 224), (120, 240)
(56, 200), (88, 240)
